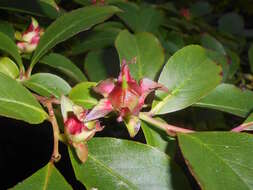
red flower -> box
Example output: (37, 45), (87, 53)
(16, 17), (43, 53)
(85, 60), (167, 137)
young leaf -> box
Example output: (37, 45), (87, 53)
(0, 73), (48, 124)
(195, 83), (253, 117)
(0, 32), (24, 72)
(70, 137), (190, 190)
(178, 132), (253, 190)
(13, 162), (72, 189)
(30, 5), (121, 70)
(115, 30), (165, 81)
(151, 45), (222, 115)
(0, 57), (19, 79)
(201, 34), (226, 56)
(40, 53), (87, 82)
(23, 73), (71, 99)
(71, 28), (121, 55)
(69, 82), (98, 109)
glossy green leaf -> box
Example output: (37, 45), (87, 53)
(218, 12), (244, 35)
(13, 163), (72, 190)
(141, 120), (176, 157)
(69, 82), (98, 109)
(195, 83), (253, 117)
(152, 45), (222, 115)
(249, 43), (253, 73)
(201, 34), (226, 55)
(0, 57), (19, 79)
(94, 21), (125, 30)
(178, 132), (253, 190)
(84, 49), (120, 82)
(71, 28), (121, 55)
(23, 73), (71, 99)
(115, 30), (165, 81)
(227, 49), (240, 79)
(0, 32), (23, 72)
(30, 6), (121, 69)
(0, 20), (15, 40)
(0, 73), (48, 124)
(115, 2), (164, 33)
(40, 53), (87, 82)
(0, 0), (59, 19)
(70, 137), (190, 190)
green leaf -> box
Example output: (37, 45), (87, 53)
(178, 132), (253, 190)
(115, 2), (164, 33)
(141, 120), (176, 157)
(13, 163), (72, 190)
(69, 82), (98, 109)
(0, 20), (15, 40)
(115, 30), (165, 81)
(195, 83), (253, 117)
(71, 28), (121, 55)
(201, 34), (226, 56)
(70, 137), (190, 190)
(151, 45), (222, 115)
(249, 43), (253, 73)
(0, 32), (24, 72)
(190, 1), (211, 17)
(23, 73), (71, 99)
(227, 49), (240, 79)
(84, 49), (120, 82)
(40, 53), (87, 82)
(0, 73), (48, 124)
(0, 57), (19, 79)
(0, 0), (60, 19)
(218, 12), (244, 35)
(30, 5), (121, 70)
(242, 112), (253, 131)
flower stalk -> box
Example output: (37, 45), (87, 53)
(139, 112), (194, 136)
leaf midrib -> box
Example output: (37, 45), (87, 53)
(185, 135), (251, 190)
(88, 153), (139, 190)
(32, 8), (115, 66)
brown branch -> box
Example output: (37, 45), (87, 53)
(231, 121), (253, 132)
(139, 112), (194, 136)
(32, 93), (60, 105)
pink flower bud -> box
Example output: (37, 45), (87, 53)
(16, 17), (43, 53)
(180, 8), (191, 20)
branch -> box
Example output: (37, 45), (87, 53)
(231, 121), (253, 132)
(139, 112), (194, 136)
(45, 101), (61, 162)
(32, 93), (60, 105)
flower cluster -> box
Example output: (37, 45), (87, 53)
(85, 60), (168, 137)
(180, 8), (191, 20)
(16, 17), (43, 53)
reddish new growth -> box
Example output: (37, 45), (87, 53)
(180, 8), (191, 20)
(85, 59), (168, 137)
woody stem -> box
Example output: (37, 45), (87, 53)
(46, 101), (61, 162)
(139, 112), (194, 136)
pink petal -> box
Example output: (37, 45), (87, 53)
(85, 99), (113, 122)
(140, 78), (168, 94)
(93, 78), (115, 97)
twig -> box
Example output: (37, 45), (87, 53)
(231, 121), (253, 132)
(32, 93), (60, 105)
(46, 101), (61, 162)
(139, 112), (194, 136)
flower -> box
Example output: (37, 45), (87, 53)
(16, 17), (43, 53)
(61, 96), (103, 162)
(91, 0), (105, 5)
(85, 60), (168, 137)
(180, 8), (191, 20)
